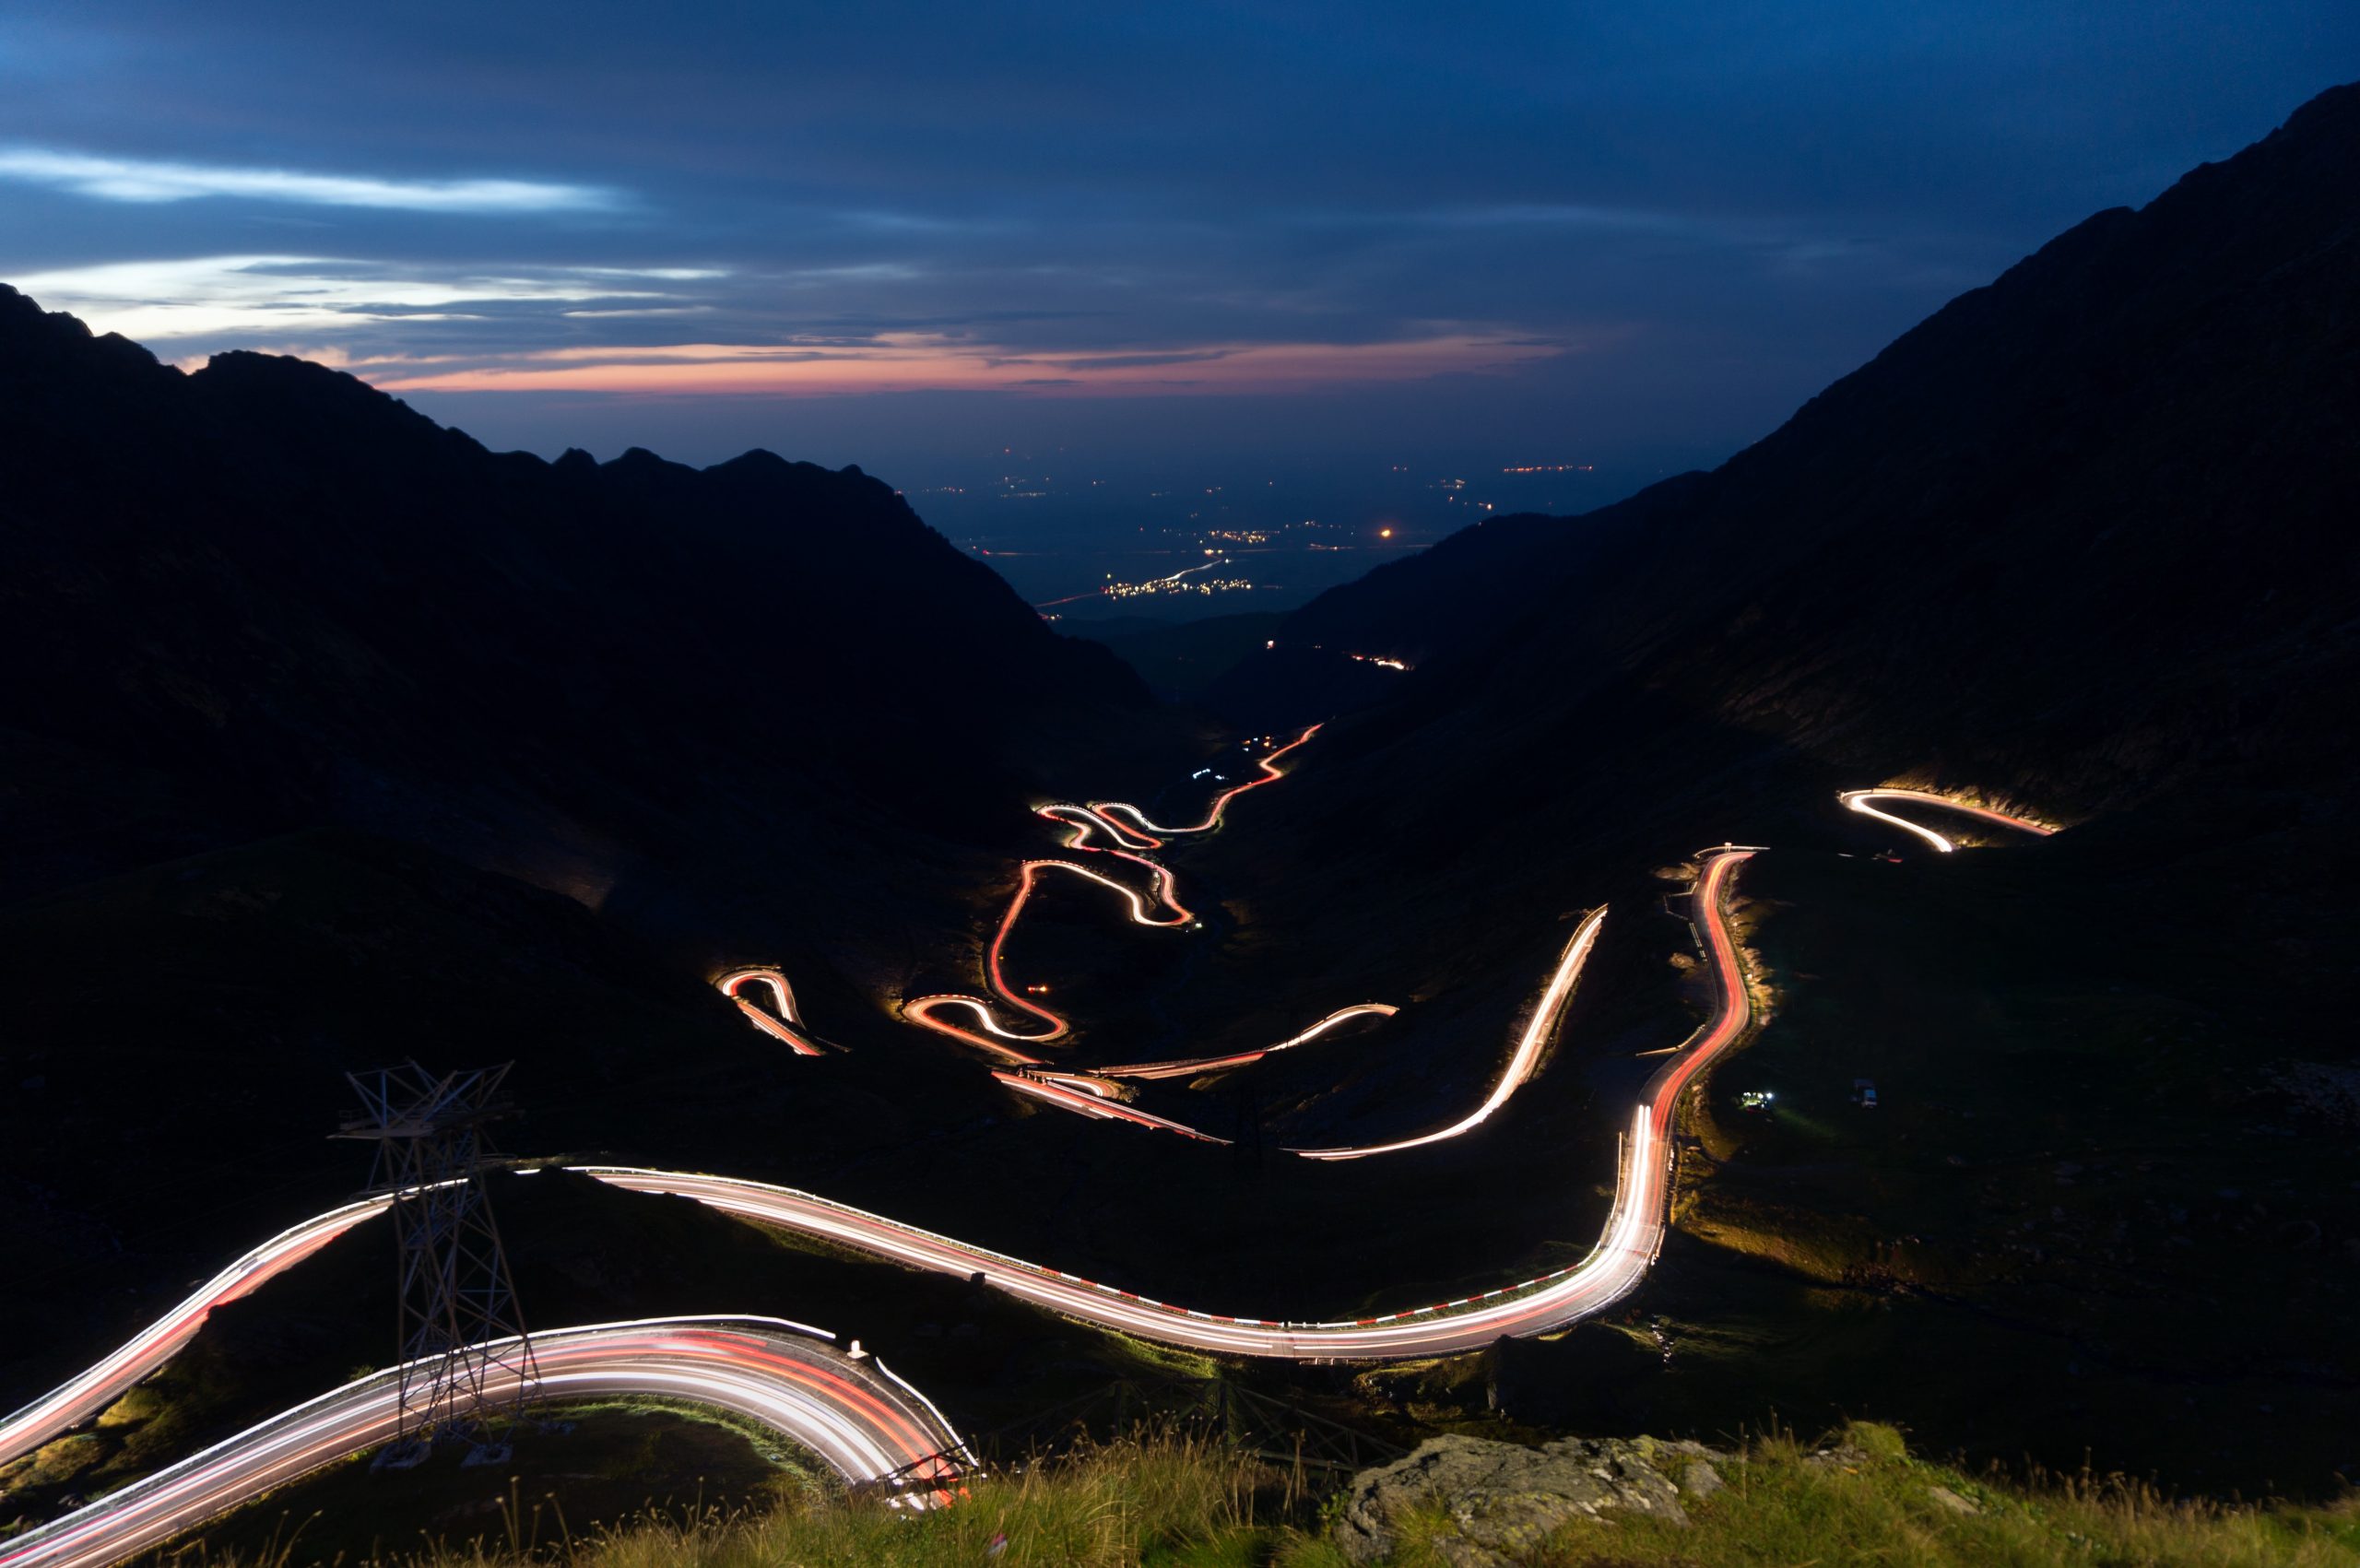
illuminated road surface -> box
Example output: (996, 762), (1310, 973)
(716, 967), (827, 1055)
(0, 1319), (968, 1568)
(1090, 725), (1321, 838)
(900, 855), (1193, 1062)
(588, 855), (1751, 1358)
(0, 782), (2064, 1562)
(0, 848), (1750, 1508)
(8, 784), (2056, 1464)
(1286, 907), (1607, 1161)
(730, 726), (1433, 1147)
(1096, 1003), (1400, 1080)
(1839, 788), (2056, 854)
(895, 725), (1391, 1097)
(991, 1070), (1235, 1142)
(899, 729), (1320, 1057)
(0, 1196), (394, 1472)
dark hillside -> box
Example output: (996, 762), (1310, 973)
(0, 290), (1160, 925)
(0, 289), (1194, 1430)
(1160, 80), (2360, 1487)
(1195, 77), (2360, 1069)
(6, 79), (2359, 1512)
(1219, 79), (2360, 827)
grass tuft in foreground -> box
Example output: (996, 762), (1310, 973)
(150, 1424), (2359, 1568)
(1555, 1422), (2360, 1568)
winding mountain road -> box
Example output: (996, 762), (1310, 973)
(1840, 787), (2055, 853)
(810, 725), (1597, 1156)
(0, 848), (1746, 1471)
(584, 850), (1756, 1356)
(0, 783), (2053, 1566)
(895, 728), (1318, 1061)
(1286, 906), (1607, 1161)
(0, 1318), (968, 1568)
(717, 967), (827, 1055)
(0, 1196), (395, 1473)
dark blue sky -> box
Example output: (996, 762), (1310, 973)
(2, 3), (2353, 493)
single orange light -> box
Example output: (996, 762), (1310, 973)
(1378, 527), (1395, 539)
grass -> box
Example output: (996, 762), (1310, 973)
(1568, 1422), (2360, 1568)
(137, 1425), (2358, 1568)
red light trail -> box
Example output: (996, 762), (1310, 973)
(2, 788), (2057, 1564)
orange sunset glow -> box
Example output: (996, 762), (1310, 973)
(368, 333), (1564, 397)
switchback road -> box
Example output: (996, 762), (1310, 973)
(0, 784), (2055, 1565)
(1840, 787), (2055, 853)
(0, 1318), (967, 1568)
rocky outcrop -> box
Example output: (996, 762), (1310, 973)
(1334, 1433), (1731, 1567)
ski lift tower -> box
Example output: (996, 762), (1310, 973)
(338, 1062), (537, 1464)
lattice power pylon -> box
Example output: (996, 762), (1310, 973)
(338, 1062), (537, 1459)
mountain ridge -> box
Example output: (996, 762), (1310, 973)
(1225, 78), (2360, 830)
(0, 290), (1166, 930)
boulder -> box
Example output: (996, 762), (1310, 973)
(1335, 1434), (1717, 1566)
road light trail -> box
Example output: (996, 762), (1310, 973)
(1, 845), (1752, 1514)
(1838, 788), (2057, 853)
(1095, 1003), (1401, 1080)
(991, 1071), (1234, 1143)
(716, 967), (827, 1056)
(1038, 803), (1162, 853)
(584, 854), (1752, 1358)
(1285, 906), (1608, 1161)
(0, 1319), (970, 1568)
(899, 856), (1193, 1061)
(1090, 725), (1320, 838)
(897, 725), (1319, 1065)
(2, 778), (2063, 1556)
(746, 721), (1564, 1153)
(0, 1195), (395, 1472)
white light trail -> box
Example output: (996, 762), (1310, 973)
(1096, 1003), (1400, 1079)
(2, 779), (2065, 1561)
(0, 1319), (968, 1568)
(1092, 725), (1321, 837)
(1287, 906), (1607, 1160)
(991, 1071), (1233, 1142)
(0, 1195), (395, 1471)
(583, 857), (1751, 1358)
(716, 967), (826, 1056)
(1838, 788), (2058, 853)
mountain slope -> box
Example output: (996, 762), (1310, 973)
(0, 291), (1199, 1415)
(0, 291), (1164, 929)
(1219, 79), (2360, 827)
(1156, 81), (2360, 1489)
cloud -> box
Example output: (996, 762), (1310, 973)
(1037, 348), (1236, 371)
(8, 254), (702, 340)
(0, 147), (613, 212)
(365, 333), (1564, 396)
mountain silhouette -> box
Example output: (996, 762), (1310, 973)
(0, 291), (1163, 932)
(1160, 84), (2360, 1488)
(6, 82), (2357, 1502)
(1217, 79), (2359, 837)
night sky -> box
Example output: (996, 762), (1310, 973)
(2, 3), (2353, 496)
